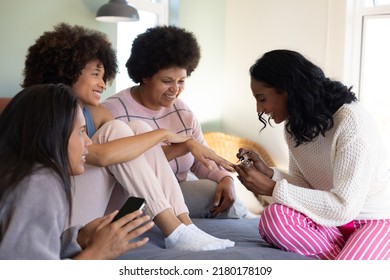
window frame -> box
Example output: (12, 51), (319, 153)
(127, 0), (169, 24)
(348, 1), (390, 167)
(115, 0), (169, 92)
(344, 0), (390, 94)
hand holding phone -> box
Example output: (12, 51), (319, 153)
(112, 196), (146, 222)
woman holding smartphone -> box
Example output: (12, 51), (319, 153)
(0, 84), (153, 259)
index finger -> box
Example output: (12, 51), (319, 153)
(203, 154), (234, 171)
(214, 157), (235, 171)
(112, 210), (143, 227)
(123, 214), (153, 233)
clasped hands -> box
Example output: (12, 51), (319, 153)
(233, 148), (276, 196)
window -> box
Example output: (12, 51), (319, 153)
(363, 0), (390, 7)
(357, 2), (390, 167)
(116, 0), (168, 92)
(360, 15), (390, 167)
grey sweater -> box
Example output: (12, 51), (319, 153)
(0, 167), (82, 259)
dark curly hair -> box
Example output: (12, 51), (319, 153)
(22, 23), (118, 88)
(250, 49), (357, 146)
(126, 25), (201, 83)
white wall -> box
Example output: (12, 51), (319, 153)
(179, 0), (348, 170)
(178, 0), (227, 132)
(223, 0), (330, 170)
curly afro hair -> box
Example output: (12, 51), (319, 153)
(22, 23), (118, 88)
(126, 25), (201, 84)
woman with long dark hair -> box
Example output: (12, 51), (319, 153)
(0, 84), (153, 259)
(234, 49), (390, 260)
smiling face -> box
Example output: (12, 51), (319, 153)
(67, 106), (92, 175)
(250, 78), (289, 124)
(72, 60), (106, 107)
(139, 67), (187, 110)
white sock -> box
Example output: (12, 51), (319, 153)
(164, 224), (232, 251)
(187, 224), (235, 248)
(164, 224), (187, 249)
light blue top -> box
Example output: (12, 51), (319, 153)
(82, 106), (96, 138)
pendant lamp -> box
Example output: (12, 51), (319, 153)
(96, 0), (140, 22)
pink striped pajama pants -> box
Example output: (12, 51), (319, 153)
(258, 203), (390, 260)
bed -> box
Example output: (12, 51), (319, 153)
(118, 217), (312, 260)
(118, 132), (312, 260)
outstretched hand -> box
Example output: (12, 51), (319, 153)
(186, 139), (235, 172)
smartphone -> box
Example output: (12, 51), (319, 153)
(112, 196), (146, 222)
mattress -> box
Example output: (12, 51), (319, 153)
(117, 217), (312, 260)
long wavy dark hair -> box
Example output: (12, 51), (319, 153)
(250, 49), (357, 146)
(0, 84), (79, 217)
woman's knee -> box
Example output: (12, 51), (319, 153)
(92, 119), (136, 142)
(258, 203), (287, 236)
(261, 203), (286, 220)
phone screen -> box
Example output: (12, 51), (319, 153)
(112, 196), (146, 222)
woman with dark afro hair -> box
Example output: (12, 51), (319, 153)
(103, 25), (248, 220)
(22, 23), (234, 251)
(233, 49), (390, 259)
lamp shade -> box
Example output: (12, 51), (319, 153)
(96, 0), (139, 22)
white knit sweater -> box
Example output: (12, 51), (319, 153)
(272, 102), (390, 226)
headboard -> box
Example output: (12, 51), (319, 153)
(0, 98), (11, 113)
(203, 131), (275, 167)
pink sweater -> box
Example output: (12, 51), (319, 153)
(103, 87), (232, 183)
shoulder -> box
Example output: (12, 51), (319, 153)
(102, 88), (132, 113)
(334, 102), (365, 120)
(20, 168), (66, 203)
(174, 98), (192, 111)
(172, 99), (195, 120)
(25, 167), (62, 187)
(22, 167), (68, 216)
(2, 167), (68, 220)
(87, 104), (113, 127)
(333, 102), (382, 146)
(0, 167), (68, 260)
(103, 88), (131, 105)
(334, 102), (376, 132)
(172, 99), (199, 125)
